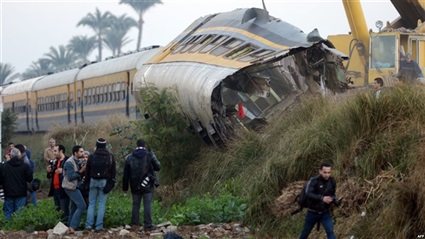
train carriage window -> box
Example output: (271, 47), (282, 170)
(211, 38), (243, 56)
(225, 44), (258, 60)
(77, 90), (81, 106)
(53, 95), (57, 110)
(190, 35), (215, 53)
(93, 86), (99, 104)
(112, 83), (117, 101)
(103, 85), (108, 103)
(40, 97), (44, 112)
(114, 83), (119, 101)
(172, 35), (198, 54)
(200, 35), (228, 53)
(180, 35), (204, 53)
(108, 84), (113, 101)
(62, 94), (67, 109)
(121, 82), (126, 101)
(42, 97), (45, 112)
(84, 90), (88, 105)
(37, 98), (41, 111)
(69, 92), (74, 109)
(55, 94), (61, 110)
(89, 88), (93, 105)
(99, 87), (103, 103)
(92, 87), (96, 104)
(238, 49), (275, 62)
(47, 96), (50, 111)
(45, 97), (49, 111)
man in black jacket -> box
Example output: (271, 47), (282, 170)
(299, 162), (339, 239)
(0, 148), (33, 220)
(123, 139), (160, 234)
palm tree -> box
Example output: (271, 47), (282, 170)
(77, 8), (113, 61)
(44, 45), (77, 71)
(0, 63), (20, 85)
(120, 0), (163, 50)
(68, 35), (97, 63)
(21, 58), (53, 79)
(104, 14), (137, 55)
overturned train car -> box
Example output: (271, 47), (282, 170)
(134, 8), (347, 145)
(1, 8), (346, 144)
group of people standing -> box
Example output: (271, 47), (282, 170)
(0, 143), (35, 220)
(43, 137), (160, 234)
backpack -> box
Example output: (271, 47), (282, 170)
(89, 153), (111, 179)
(297, 181), (309, 208)
(291, 180), (310, 215)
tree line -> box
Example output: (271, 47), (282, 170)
(0, 0), (162, 85)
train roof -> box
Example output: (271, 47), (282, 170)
(175, 8), (312, 50)
(32, 68), (80, 91)
(1, 76), (45, 95)
(76, 46), (163, 81)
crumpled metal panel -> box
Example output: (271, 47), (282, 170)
(135, 62), (237, 129)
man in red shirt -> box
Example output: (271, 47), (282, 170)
(47, 144), (70, 225)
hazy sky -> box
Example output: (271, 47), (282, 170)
(1, 0), (399, 74)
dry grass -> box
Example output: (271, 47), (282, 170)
(45, 114), (131, 154)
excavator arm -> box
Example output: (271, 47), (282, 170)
(390, 0), (425, 30)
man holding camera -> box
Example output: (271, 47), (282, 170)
(299, 162), (339, 239)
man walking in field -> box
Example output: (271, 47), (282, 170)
(299, 162), (340, 239)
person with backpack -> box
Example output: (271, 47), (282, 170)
(123, 139), (160, 235)
(84, 138), (116, 232)
(299, 162), (340, 239)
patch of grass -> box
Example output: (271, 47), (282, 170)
(0, 190), (246, 231)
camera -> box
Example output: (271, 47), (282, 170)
(49, 159), (55, 172)
(78, 160), (86, 168)
(332, 196), (342, 207)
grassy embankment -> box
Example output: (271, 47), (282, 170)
(2, 84), (425, 238)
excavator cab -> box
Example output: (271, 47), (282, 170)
(369, 32), (425, 86)
(328, 0), (425, 88)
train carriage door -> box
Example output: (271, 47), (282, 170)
(25, 92), (30, 132)
(125, 75), (130, 116)
(67, 84), (71, 124)
(76, 89), (81, 124)
(81, 82), (85, 123)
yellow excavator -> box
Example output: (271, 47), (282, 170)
(328, 0), (425, 87)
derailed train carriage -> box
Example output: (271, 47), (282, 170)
(1, 8), (347, 144)
(134, 8), (348, 145)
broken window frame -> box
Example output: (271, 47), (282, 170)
(211, 38), (244, 56)
(238, 49), (276, 62)
(190, 34), (216, 53)
(225, 43), (259, 60)
(200, 35), (229, 53)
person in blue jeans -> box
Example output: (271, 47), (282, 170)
(299, 162), (340, 239)
(84, 138), (116, 232)
(0, 148), (33, 220)
(123, 139), (161, 234)
(63, 145), (86, 233)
